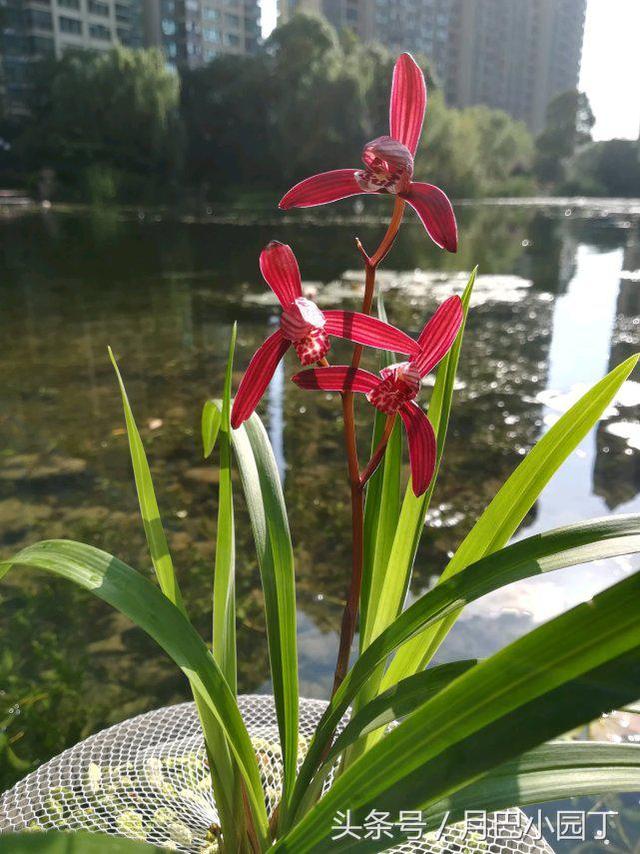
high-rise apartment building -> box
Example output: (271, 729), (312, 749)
(0, 0), (143, 115)
(0, 0), (260, 117)
(278, 0), (587, 134)
(144, 0), (261, 69)
(451, 0), (587, 134)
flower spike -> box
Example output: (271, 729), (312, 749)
(279, 53), (457, 253)
(231, 242), (421, 428)
(291, 296), (463, 494)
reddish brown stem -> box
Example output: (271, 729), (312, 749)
(359, 413), (397, 488)
(331, 196), (406, 697)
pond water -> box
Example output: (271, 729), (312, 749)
(1, 200), (640, 847)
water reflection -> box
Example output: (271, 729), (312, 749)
(0, 204), (639, 813)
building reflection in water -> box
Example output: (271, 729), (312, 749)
(453, 228), (640, 649)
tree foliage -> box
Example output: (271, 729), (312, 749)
(17, 47), (183, 202)
(535, 89), (595, 185)
(7, 14), (604, 203)
(565, 139), (640, 197)
(180, 15), (534, 199)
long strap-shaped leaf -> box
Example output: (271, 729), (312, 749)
(109, 347), (183, 610)
(362, 269), (476, 654)
(204, 405), (299, 819)
(0, 830), (166, 852)
(423, 740), (640, 826)
(276, 569), (640, 852)
(361, 292), (403, 644)
(384, 352), (639, 688)
(110, 349), (241, 846)
(327, 659), (477, 762)
(283, 513), (640, 823)
(0, 541), (269, 845)
(211, 325), (238, 693)
(350, 272), (476, 764)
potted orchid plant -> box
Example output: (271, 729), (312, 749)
(2, 54), (640, 854)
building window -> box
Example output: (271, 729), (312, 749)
(58, 0), (80, 9)
(59, 15), (82, 34)
(89, 23), (111, 39)
(29, 35), (55, 54)
(115, 2), (131, 20)
(88, 1), (110, 15)
(161, 18), (176, 35)
(223, 31), (239, 46)
(225, 13), (239, 27)
(203, 27), (220, 42)
(204, 48), (217, 60)
(185, 0), (199, 10)
(166, 41), (177, 57)
(203, 7), (220, 20)
(30, 10), (53, 29)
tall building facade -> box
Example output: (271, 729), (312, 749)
(0, 0), (260, 117)
(278, 0), (587, 134)
(0, 0), (143, 116)
(144, 0), (261, 69)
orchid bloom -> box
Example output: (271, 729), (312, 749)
(292, 296), (463, 495)
(231, 241), (421, 428)
(279, 53), (457, 254)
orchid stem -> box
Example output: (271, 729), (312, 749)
(360, 413), (397, 488)
(331, 196), (406, 698)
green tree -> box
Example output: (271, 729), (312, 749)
(535, 90), (594, 186)
(181, 54), (272, 196)
(565, 138), (640, 197)
(265, 14), (364, 184)
(17, 47), (183, 202)
(415, 95), (535, 198)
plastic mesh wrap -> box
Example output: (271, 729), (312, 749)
(0, 695), (554, 853)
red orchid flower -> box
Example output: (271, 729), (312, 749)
(279, 53), (457, 254)
(231, 241), (421, 428)
(291, 296), (463, 495)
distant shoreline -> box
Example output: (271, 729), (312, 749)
(2, 196), (640, 223)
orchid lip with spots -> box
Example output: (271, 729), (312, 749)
(292, 295), (464, 496)
(278, 53), (458, 254)
(230, 241), (421, 429)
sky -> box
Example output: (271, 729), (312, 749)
(579, 0), (640, 140)
(261, 0), (640, 141)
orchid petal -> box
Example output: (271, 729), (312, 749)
(279, 170), (364, 209)
(399, 401), (436, 496)
(292, 366), (380, 394)
(389, 53), (427, 156)
(231, 329), (290, 428)
(323, 310), (420, 356)
(413, 296), (464, 378)
(403, 182), (458, 253)
(259, 241), (302, 307)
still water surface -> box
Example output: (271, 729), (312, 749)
(1, 201), (639, 845)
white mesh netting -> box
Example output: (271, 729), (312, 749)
(0, 695), (554, 853)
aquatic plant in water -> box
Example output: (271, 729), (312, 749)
(2, 52), (640, 854)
